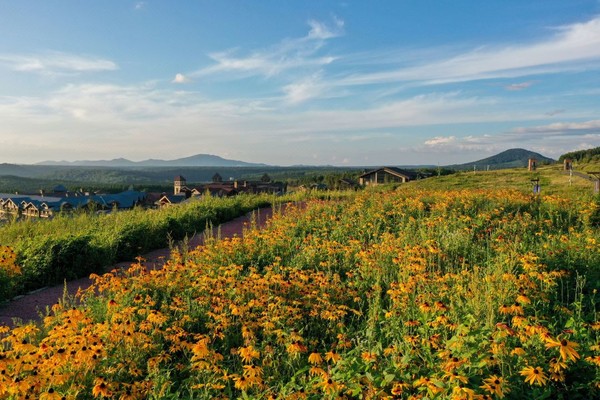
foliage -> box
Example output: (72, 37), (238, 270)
(0, 194), (282, 301)
(1, 187), (599, 398)
(0, 246), (21, 301)
(559, 146), (600, 163)
(0, 165), (365, 193)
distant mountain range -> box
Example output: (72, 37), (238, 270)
(18, 148), (556, 171)
(447, 148), (555, 170)
(36, 154), (267, 167)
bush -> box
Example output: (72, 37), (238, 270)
(0, 194), (281, 301)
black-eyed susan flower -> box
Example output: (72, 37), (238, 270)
(308, 352), (323, 365)
(520, 366), (548, 386)
(318, 377), (338, 395)
(481, 375), (508, 398)
(325, 350), (340, 364)
(92, 379), (112, 397)
(545, 337), (580, 362)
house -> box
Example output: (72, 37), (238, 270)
(156, 194), (187, 208)
(169, 174), (287, 200)
(358, 167), (417, 186)
(0, 189), (148, 218)
(22, 201), (42, 218)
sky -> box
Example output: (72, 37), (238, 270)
(1, 1), (600, 166)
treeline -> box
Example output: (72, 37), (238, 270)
(0, 165), (365, 193)
(0, 175), (172, 195)
(559, 146), (600, 163)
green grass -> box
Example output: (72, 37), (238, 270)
(407, 165), (597, 198)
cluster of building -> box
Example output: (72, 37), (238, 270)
(0, 173), (289, 218)
(157, 174), (287, 207)
(0, 185), (147, 219)
(1, 167), (419, 219)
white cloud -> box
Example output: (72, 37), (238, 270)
(192, 18), (342, 79)
(172, 73), (190, 83)
(0, 76), (597, 165)
(134, 2), (146, 10)
(307, 17), (344, 40)
(510, 119), (600, 136)
(424, 136), (457, 146)
(336, 16), (600, 86)
(282, 73), (326, 104)
(0, 51), (117, 76)
(416, 119), (600, 159)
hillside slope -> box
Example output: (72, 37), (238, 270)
(448, 148), (555, 170)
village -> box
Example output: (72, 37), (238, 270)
(0, 167), (419, 220)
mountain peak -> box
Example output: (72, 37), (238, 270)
(448, 148), (555, 170)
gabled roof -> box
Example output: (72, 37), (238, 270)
(359, 167), (417, 180)
(92, 190), (146, 209)
(157, 194), (186, 205)
(339, 178), (358, 186)
(0, 190), (147, 211)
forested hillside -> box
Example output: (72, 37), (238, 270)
(559, 146), (600, 163)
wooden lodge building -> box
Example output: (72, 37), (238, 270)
(358, 167), (417, 186)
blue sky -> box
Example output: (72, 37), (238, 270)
(1, 1), (600, 166)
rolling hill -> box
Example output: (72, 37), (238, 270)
(447, 148), (555, 170)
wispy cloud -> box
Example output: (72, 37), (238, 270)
(191, 17), (342, 79)
(336, 16), (600, 87)
(307, 16), (344, 40)
(283, 73), (325, 104)
(0, 51), (117, 76)
(545, 109), (566, 116)
(420, 119), (600, 158)
(134, 2), (146, 10)
(509, 119), (600, 136)
(0, 75), (596, 164)
(505, 81), (534, 91)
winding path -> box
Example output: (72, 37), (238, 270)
(0, 207), (277, 327)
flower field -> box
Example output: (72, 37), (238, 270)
(0, 194), (276, 301)
(1, 187), (600, 399)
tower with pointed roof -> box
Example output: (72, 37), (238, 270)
(174, 175), (186, 195)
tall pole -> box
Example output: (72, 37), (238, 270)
(569, 168), (572, 187)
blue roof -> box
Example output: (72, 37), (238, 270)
(1, 190), (146, 211)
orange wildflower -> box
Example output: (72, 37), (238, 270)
(308, 352), (323, 365)
(325, 350), (341, 363)
(520, 366), (548, 386)
(545, 337), (580, 362)
(92, 379), (112, 397)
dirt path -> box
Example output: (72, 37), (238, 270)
(0, 207), (276, 327)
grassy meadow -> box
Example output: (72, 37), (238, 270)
(408, 164), (594, 197)
(1, 167), (600, 398)
(0, 194), (280, 301)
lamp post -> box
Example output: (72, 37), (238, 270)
(531, 178), (540, 195)
(588, 172), (600, 195)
